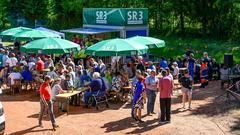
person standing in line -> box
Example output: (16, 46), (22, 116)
(179, 70), (193, 110)
(158, 70), (173, 124)
(39, 76), (59, 131)
(145, 70), (158, 115)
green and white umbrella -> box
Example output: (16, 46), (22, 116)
(13, 29), (61, 41)
(128, 36), (165, 48)
(20, 38), (80, 54)
(85, 38), (148, 56)
(0, 26), (32, 40)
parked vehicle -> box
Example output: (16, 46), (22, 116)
(0, 89), (5, 135)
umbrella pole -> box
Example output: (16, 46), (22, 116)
(116, 53), (118, 73)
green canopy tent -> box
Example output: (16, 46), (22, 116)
(20, 38), (80, 54)
(127, 36), (165, 48)
(13, 29), (61, 41)
(85, 38), (148, 56)
(0, 27), (33, 41)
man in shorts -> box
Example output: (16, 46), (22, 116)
(179, 70), (193, 110)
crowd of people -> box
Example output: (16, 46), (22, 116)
(0, 40), (239, 129)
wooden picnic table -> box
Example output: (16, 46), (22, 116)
(229, 75), (240, 79)
(42, 68), (50, 72)
(122, 86), (132, 91)
(55, 88), (87, 115)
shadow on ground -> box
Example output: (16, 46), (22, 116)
(101, 117), (160, 134)
(0, 91), (39, 102)
(28, 102), (127, 120)
(9, 126), (53, 135)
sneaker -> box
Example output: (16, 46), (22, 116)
(151, 112), (156, 114)
(133, 117), (138, 121)
(188, 107), (192, 110)
(53, 125), (59, 131)
(165, 120), (171, 123)
(147, 113), (152, 116)
(138, 119), (144, 123)
(159, 121), (166, 124)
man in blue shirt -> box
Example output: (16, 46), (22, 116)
(159, 57), (168, 69)
(84, 72), (102, 108)
(188, 53), (195, 81)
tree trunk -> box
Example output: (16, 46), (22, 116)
(202, 16), (207, 36)
(180, 10), (185, 35)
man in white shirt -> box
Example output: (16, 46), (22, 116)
(6, 53), (18, 68)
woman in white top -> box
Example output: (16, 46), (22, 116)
(51, 78), (66, 111)
(51, 78), (66, 101)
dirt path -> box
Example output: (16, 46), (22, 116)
(1, 81), (239, 135)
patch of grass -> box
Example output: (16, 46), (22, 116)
(149, 36), (240, 63)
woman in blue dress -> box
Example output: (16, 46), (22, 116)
(132, 76), (145, 123)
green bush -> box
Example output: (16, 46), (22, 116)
(149, 36), (240, 64)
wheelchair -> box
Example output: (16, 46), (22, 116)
(88, 90), (109, 110)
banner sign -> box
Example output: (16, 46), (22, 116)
(83, 8), (148, 26)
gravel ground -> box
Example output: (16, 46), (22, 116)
(1, 81), (240, 135)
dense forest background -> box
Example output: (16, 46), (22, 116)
(0, 0), (240, 41)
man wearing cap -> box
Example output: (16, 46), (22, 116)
(39, 75), (59, 130)
(145, 70), (158, 115)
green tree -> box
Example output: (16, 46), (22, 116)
(0, 0), (9, 29)
(20, 0), (47, 27)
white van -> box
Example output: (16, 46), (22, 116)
(0, 89), (5, 135)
